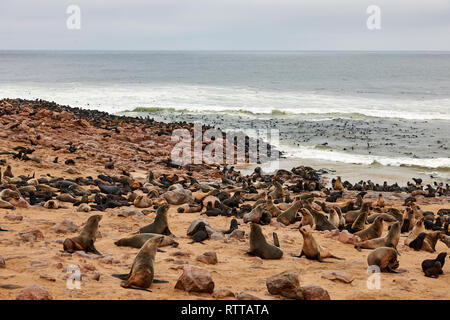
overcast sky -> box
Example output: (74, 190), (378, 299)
(1, 0), (449, 50)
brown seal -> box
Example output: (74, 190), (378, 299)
(354, 216), (384, 241)
(63, 215), (102, 255)
(344, 202), (371, 224)
(276, 200), (302, 226)
(294, 227), (344, 262)
(269, 180), (283, 199)
(264, 196), (281, 217)
(139, 204), (172, 235)
(367, 247), (399, 273)
(112, 236), (167, 291)
(355, 221), (401, 251)
(247, 223), (283, 259)
(243, 203), (264, 223)
(299, 208), (315, 229)
(405, 217), (425, 245)
(350, 208), (369, 232)
(115, 233), (178, 249)
(421, 231), (442, 253)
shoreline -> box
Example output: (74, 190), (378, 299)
(0, 98), (448, 300)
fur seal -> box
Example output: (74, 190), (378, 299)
(421, 231), (442, 253)
(134, 195), (153, 208)
(299, 208), (315, 229)
(404, 217), (425, 245)
(223, 219), (239, 235)
(367, 247), (399, 273)
(243, 203), (264, 223)
(409, 232), (427, 251)
(247, 223), (283, 259)
(294, 227), (344, 262)
(189, 221), (209, 243)
(328, 208), (340, 228)
(354, 216), (384, 241)
(115, 233), (178, 249)
(440, 234), (450, 248)
(276, 200), (302, 226)
(303, 203), (337, 231)
(349, 208), (369, 233)
(355, 221), (401, 251)
(269, 180), (283, 199)
(264, 196), (281, 217)
(421, 252), (446, 277)
(139, 204), (172, 235)
(63, 215), (102, 255)
(112, 236), (168, 291)
(344, 202), (371, 224)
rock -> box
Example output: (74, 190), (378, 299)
(174, 265), (215, 294)
(5, 214), (23, 221)
(0, 256), (5, 268)
(323, 229), (340, 239)
(228, 229), (245, 240)
(301, 285), (331, 300)
(92, 273), (101, 281)
(39, 274), (56, 282)
(81, 263), (96, 272)
(53, 219), (79, 234)
(266, 271), (304, 300)
(338, 230), (360, 244)
(162, 185), (193, 205)
(19, 228), (44, 241)
(210, 232), (225, 241)
(196, 252), (218, 265)
(212, 289), (235, 299)
(170, 250), (191, 257)
(393, 278), (412, 290)
(237, 292), (263, 300)
(16, 285), (53, 300)
(116, 208), (141, 218)
(321, 271), (354, 283)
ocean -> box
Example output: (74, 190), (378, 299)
(1, 51), (449, 180)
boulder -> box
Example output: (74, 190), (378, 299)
(16, 285), (53, 300)
(162, 185), (193, 205)
(196, 251), (218, 265)
(266, 271), (304, 300)
(174, 265), (215, 294)
(301, 285), (331, 300)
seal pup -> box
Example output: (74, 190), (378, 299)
(269, 180), (283, 199)
(299, 208), (315, 229)
(264, 196), (281, 217)
(188, 221), (209, 244)
(63, 215), (102, 255)
(112, 236), (168, 291)
(354, 216), (384, 241)
(355, 221), (401, 251)
(115, 233), (178, 249)
(134, 195), (153, 208)
(421, 252), (446, 278)
(367, 247), (399, 273)
(440, 234), (450, 248)
(247, 223), (283, 259)
(139, 204), (172, 235)
(3, 165), (13, 178)
(328, 208), (340, 228)
(294, 227), (344, 262)
(223, 219), (239, 235)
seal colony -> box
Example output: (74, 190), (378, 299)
(0, 99), (449, 300)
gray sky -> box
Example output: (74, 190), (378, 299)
(1, 0), (449, 50)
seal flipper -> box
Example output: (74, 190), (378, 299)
(329, 254), (345, 260)
(121, 284), (152, 292)
(0, 228), (8, 232)
(291, 250), (304, 258)
(273, 232), (280, 248)
(153, 279), (169, 283)
(157, 249), (166, 253)
(112, 273), (130, 280)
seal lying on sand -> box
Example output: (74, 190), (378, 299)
(246, 223), (283, 259)
(63, 215), (102, 255)
(367, 247), (399, 273)
(355, 221), (400, 251)
(115, 233), (178, 249)
(112, 236), (168, 291)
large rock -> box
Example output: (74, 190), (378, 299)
(338, 230), (361, 244)
(228, 229), (245, 240)
(53, 219), (79, 234)
(16, 285), (53, 300)
(162, 185), (193, 205)
(174, 265), (215, 294)
(301, 285), (331, 300)
(196, 251), (218, 265)
(266, 271), (304, 300)
(19, 228), (44, 241)
(212, 289), (235, 299)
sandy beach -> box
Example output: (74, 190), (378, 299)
(0, 98), (449, 300)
